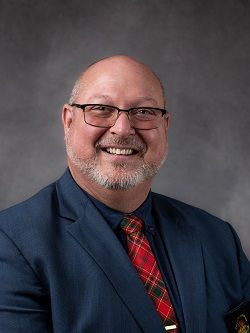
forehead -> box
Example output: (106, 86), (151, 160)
(75, 58), (164, 106)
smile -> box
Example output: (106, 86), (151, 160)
(105, 147), (135, 155)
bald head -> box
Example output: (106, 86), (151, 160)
(62, 54), (170, 199)
(69, 55), (166, 107)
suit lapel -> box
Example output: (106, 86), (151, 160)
(153, 196), (207, 333)
(66, 202), (166, 333)
(56, 171), (165, 333)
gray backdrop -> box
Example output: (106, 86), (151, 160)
(0, 0), (249, 256)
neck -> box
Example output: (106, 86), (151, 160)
(69, 166), (152, 213)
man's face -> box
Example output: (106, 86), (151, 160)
(62, 57), (169, 191)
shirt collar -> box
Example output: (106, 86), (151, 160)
(85, 191), (154, 232)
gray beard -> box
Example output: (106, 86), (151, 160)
(65, 135), (166, 191)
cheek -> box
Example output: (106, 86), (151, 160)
(69, 123), (106, 154)
(144, 129), (168, 155)
(154, 142), (167, 162)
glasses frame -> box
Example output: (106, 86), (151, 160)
(70, 103), (168, 130)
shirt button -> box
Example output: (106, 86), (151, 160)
(147, 225), (155, 233)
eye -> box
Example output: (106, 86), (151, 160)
(87, 105), (115, 117)
(90, 105), (109, 111)
(132, 108), (157, 119)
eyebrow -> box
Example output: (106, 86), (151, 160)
(87, 94), (158, 106)
(87, 94), (113, 102)
(135, 96), (158, 105)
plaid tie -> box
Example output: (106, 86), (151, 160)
(121, 215), (178, 332)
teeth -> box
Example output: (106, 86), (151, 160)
(106, 148), (134, 155)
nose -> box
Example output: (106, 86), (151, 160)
(109, 111), (135, 136)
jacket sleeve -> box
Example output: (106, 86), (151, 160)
(0, 228), (53, 332)
(227, 223), (250, 299)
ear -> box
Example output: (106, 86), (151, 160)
(163, 112), (171, 130)
(62, 103), (74, 134)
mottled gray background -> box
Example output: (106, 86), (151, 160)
(0, 0), (249, 256)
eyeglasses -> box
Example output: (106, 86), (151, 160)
(70, 103), (168, 130)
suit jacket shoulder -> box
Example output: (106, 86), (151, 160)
(151, 191), (250, 298)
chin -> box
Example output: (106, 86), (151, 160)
(88, 164), (158, 191)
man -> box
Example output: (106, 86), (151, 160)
(0, 55), (249, 333)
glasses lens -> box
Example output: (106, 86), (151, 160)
(130, 108), (163, 129)
(84, 105), (117, 127)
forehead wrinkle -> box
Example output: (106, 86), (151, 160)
(77, 74), (161, 106)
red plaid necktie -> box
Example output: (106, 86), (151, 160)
(121, 215), (178, 332)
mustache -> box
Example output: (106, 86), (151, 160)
(96, 136), (146, 152)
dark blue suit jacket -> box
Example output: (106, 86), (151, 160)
(0, 170), (249, 332)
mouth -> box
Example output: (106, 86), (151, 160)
(102, 147), (138, 155)
(97, 137), (146, 157)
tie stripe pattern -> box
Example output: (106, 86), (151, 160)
(121, 215), (178, 331)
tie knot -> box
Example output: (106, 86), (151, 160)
(120, 215), (143, 235)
